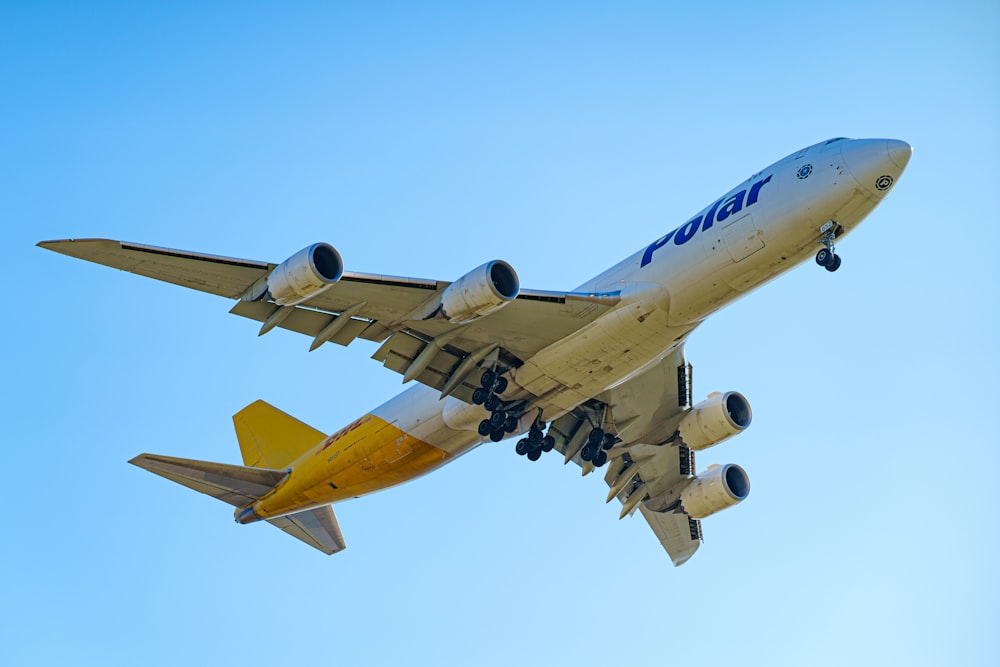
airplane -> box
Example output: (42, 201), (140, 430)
(39, 137), (911, 566)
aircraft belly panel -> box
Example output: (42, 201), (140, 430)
(510, 302), (685, 416)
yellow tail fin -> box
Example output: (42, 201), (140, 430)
(233, 400), (325, 469)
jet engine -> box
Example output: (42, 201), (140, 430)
(678, 463), (750, 519)
(676, 391), (751, 451)
(439, 260), (519, 323)
(267, 243), (344, 306)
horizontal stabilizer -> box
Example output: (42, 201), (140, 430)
(267, 506), (347, 555)
(129, 453), (287, 507)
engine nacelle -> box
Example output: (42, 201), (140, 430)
(679, 463), (750, 519)
(439, 260), (519, 323)
(676, 391), (751, 451)
(267, 243), (344, 306)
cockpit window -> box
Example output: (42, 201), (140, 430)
(825, 137), (847, 144)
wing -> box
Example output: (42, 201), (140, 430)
(38, 239), (620, 401)
(546, 345), (704, 566)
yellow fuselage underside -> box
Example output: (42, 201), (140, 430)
(252, 414), (449, 519)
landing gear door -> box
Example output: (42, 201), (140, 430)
(722, 213), (764, 263)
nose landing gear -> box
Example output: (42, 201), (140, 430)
(816, 221), (843, 272)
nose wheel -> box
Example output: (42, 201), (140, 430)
(816, 248), (842, 272)
(816, 222), (843, 272)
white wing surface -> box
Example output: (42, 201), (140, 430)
(38, 239), (620, 402)
(546, 346), (705, 565)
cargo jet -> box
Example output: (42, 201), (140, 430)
(40, 137), (911, 565)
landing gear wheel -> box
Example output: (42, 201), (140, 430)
(480, 370), (496, 388)
(825, 254), (842, 272)
(602, 434), (616, 451)
(494, 377), (508, 394)
(478, 420), (493, 436)
(527, 428), (543, 445)
(527, 449), (542, 462)
(490, 428), (505, 442)
(581, 443), (596, 462)
(484, 395), (501, 412)
(592, 450), (608, 467)
(489, 410), (507, 428)
(541, 435), (555, 452)
(515, 439), (530, 456)
(816, 248), (835, 268)
(588, 428), (605, 446)
(471, 388), (487, 405)
(503, 416), (518, 433)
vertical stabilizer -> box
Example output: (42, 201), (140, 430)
(233, 400), (326, 469)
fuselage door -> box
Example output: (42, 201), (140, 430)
(721, 213), (764, 262)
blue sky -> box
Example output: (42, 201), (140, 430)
(3, 2), (998, 665)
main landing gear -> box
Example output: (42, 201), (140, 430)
(570, 403), (617, 468)
(816, 222), (843, 272)
(471, 367), (616, 467)
(578, 427), (616, 468)
(514, 414), (555, 462)
(474, 368), (516, 443)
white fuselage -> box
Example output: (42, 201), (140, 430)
(372, 138), (909, 461)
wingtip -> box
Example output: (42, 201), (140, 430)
(37, 238), (117, 255)
(128, 453), (155, 467)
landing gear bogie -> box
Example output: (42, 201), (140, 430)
(489, 410), (508, 428)
(480, 369), (496, 389)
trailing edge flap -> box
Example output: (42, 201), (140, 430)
(233, 400), (326, 469)
(639, 505), (701, 567)
(129, 453), (287, 508)
(267, 506), (347, 555)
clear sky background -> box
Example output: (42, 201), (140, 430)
(3, 2), (998, 666)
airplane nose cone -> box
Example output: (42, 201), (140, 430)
(887, 139), (912, 170)
(841, 138), (911, 197)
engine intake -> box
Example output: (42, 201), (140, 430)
(679, 463), (750, 519)
(676, 391), (751, 451)
(267, 243), (344, 306)
(440, 260), (519, 323)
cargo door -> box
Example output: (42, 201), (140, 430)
(722, 214), (764, 262)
